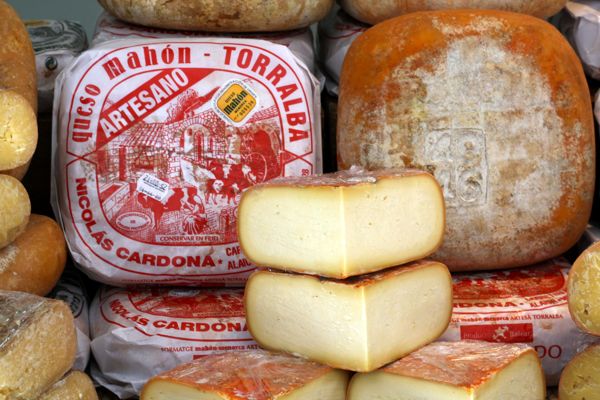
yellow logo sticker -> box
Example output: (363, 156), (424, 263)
(214, 80), (259, 125)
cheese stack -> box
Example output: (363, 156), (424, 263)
(240, 167), (453, 372)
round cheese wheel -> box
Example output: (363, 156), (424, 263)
(0, 174), (30, 249)
(559, 344), (600, 400)
(337, 10), (594, 271)
(0, 214), (67, 296)
(340, 0), (567, 24)
(98, 0), (334, 32)
(0, 91), (37, 171)
(568, 241), (600, 336)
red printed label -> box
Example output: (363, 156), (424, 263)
(460, 323), (534, 343)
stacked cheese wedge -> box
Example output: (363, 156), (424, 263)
(0, 290), (97, 400)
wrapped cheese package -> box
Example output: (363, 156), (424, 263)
(90, 286), (257, 398)
(440, 259), (599, 385)
(52, 38), (321, 286)
(38, 371), (98, 400)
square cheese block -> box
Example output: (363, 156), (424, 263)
(337, 10), (595, 272)
(38, 371), (98, 400)
(348, 341), (546, 400)
(0, 290), (76, 399)
(141, 349), (349, 400)
(568, 241), (600, 335)
(245, 261), (452, 372)
(238, 167), (445, 278)
(559, 344), (600, 400)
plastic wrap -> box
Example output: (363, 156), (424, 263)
(440, 259), (599, 385)
(318, 5), (367, 96)
(50, 268), (91, 371)
(559, 1), (600, 79)
(145, 349), (335, 400)
(52, 38), (321, 286)
(25, 20), (88, 112)
(90, 286), (257, 398)
(0, 290), (46, 350)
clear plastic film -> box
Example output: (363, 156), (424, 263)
(0, 290), (46, 351)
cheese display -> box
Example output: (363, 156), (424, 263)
(52, 38), (321, 286)
(340, 0), (567, 24)
(338, 10), (594, 271)
(239, 167), (445, 278)
(245, 262), (452, 372)
(38, 371), (98, 400)
(0, 174), (31, 249)
(568, 241), (600, 336)
(90, 286), (257, 397)
(98, 0), (334, 32)
(0, 290), (76, 399)
(440, 259), (598, 386)
(0, 0), (38, 178)
(51, 268), (91, 371)
(26, 20), (88, 113)
(92, 13), (318, 75)
(348, 341), (546, 399)
(0, 214), (66, 296)
(559, 344), (600, 400)
(141, 349), (349, 400)
(319, 6), (367, 96)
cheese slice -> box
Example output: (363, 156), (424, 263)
(559, 344), (600, 400)
(0, 290), (76, 399)
(348, 341), (546, 400)
(238, 167), (445, 278)
(141, 349), (349, 400)
(0, 174), (30, 249)
(245, 261), (452, 372)
(568, 241), (600, 335)
(38, 371), (98, 400)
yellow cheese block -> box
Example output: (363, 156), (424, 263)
(141, 349), (349, 400)
(559, 344), (600, 400)
(245, 261), (453, 372)
(238, 167), (445, 278)
(38, 371), (98, 400)
(0, 174), (30, 249)
(348, 341), (546, 399)
(0, 291), (76, 399)
(568, 241), (600, 335)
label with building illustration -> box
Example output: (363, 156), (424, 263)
(53, 39), (320, 286)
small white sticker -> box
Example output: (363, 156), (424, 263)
(136, 173), (170, 202)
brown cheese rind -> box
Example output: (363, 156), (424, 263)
(98, 0), (334, 32)
(340, 0), (568, 24)
(0, 214), (67, 296)
(338, 10), (594, 271)
(37, 371), (99, 400)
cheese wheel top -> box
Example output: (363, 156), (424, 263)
(383, 341), (535, 388)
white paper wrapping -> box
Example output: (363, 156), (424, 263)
(52, 38), (321, 286)
(560, 1), (600, 79)
(50, 268), (91, 371)
(90, 286), (256, 398)
(25, 20), (88, 112)
(440, 259), (599, 386)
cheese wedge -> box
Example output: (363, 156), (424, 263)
(141, 349), (349, 400)
(238, 167), (445, 278)
(559, 344), (600, 400)
(0, 290), (76, 399)
(245, 261), (453, 372)
(568, 241), (600, 335)
(38, 371), (98, 400)
(348, 341), (546, 400)
(0, 174), (30, 249)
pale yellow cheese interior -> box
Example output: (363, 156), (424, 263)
(0, 90), (37, 171)
(141, 368), (349, 400)
(559, 345), (600, 400)
(348, 351), (544, 400)
(239, 175), (444, 278)
(38, 371), (99, 400)
(569, 251), (600, 335)
(245, 263), (452, 372)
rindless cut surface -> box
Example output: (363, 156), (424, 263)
(568, 241), (600, 335)
(337, 10), (594, 271)
(0, 290), (76, 399)
(141, 349), (349, 400)
(348, 341), (546, 400)
(245, 261), (453, 372)
(559, 344), (600, 400)
(238, 167), (445, 278)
